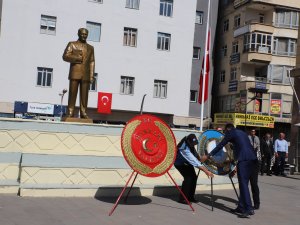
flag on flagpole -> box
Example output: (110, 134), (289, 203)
(198, 29), (211, 104)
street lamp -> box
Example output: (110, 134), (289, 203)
(59, 89), (67, 121)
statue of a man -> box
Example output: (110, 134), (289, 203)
(63, 28), (95, 119)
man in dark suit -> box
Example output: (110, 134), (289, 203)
(260, 133), (274, 176)
(201, 123), (257, 218)
(63, 28), (95, 119)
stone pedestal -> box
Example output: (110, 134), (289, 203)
(63, 117), (93, 124)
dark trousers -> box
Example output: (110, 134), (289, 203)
(175, 164), (197, 201)
(237, 160), (257, 212)
(261, 153), (272, 175)
(276, 151), (286, 175)
(249, 160), (260, 207)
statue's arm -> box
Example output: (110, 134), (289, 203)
(62, 42), (82, 63)
(89, 47), (95, 83)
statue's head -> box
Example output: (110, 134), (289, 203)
(78, 28), (89, 42)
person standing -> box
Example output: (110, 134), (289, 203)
(201, 124), (257, 218)
(248, 129), (260, 210)
(174, 134), (213, 204)
(274, 132), (289, 176)
(63, 28), (95, 119)
(260, 133), (274, 176)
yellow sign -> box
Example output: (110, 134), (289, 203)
(214, 113), (275, 128)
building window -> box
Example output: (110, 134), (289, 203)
(196, 11), (204, 24)
(275, 10), (299, 28)
(223, 19), (229, 32)
(273, 37), (297, 56)
(268, 65), (293, 84)
(160, 0), (173, 17)
(232, 41), (239, 54)
(193, 47), (201, 59)
(123, 27), (137, 47)
(86, 21), (101, 42)
(88, 0), (103, 3)
(126, 0), (140, 9)
(220, 70), (225, 83)
(37, 67), (53, 87)
(40, 15), (56, 35)
(243, 33), (272, 53)
(230, 67), (237, 81)
(190, 90), (198, 102)
(157, 32), (171, 51)
(221, 45), (228, 56)
(120, 76), (135, 95)
(259, 13), (265, 23)
(89, 73), (98, 91)
(234, 14), (241, 28)
(154, 80), (168, 98)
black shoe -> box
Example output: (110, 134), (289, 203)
(254, 204), (260, 210)
(238, 212), (250, 218)
(248, 210), (255, 215)
(261, 173), (264, 176)
(230, 207), (243, 214)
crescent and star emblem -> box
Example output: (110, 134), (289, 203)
(142, 139), (153, 153)
(101, 96), (109, 105)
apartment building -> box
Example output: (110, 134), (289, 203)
(0, 0), (218, 126)
(212, 0), (299, 140)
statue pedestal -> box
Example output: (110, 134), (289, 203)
(63, 117), (93, 124)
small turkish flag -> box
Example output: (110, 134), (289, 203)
(97, 92), (112, 114)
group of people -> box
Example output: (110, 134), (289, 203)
(175, 124), (289, 218)
(248, 129), (289, 177)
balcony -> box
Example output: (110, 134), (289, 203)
(251, 0), (300, 9)
(234, 22), (274, 38)
(242, 51), (272, 64)
(239, 76), (269, 91)
(234, 0), (250, 8)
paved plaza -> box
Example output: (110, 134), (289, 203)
(0, 174), (299, 225)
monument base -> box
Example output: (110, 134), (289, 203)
(63, 117), (93, 124)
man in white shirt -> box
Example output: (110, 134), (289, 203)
(274, 132), (289, 176)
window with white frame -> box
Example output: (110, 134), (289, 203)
(273, 37), (297, 56)
(268, 65), (293, 84)
(88, 0), (103, 3)
(232, 41), (239, 54)
(220, 70), (225, 83)
(154, 80), (168, 98)
(160, 0), (173, 17)
(193, 47), (201, 59)
(89, 73), (98, 91)
(40, 15), (56, 35)
(190, 90), (198, 102)
(223, 19), (229, 32)
(123, 27), (137, 47)
(157, 32), (171, 51)
(86, 21), (101, 42)
(37, 67), (53, 87)
(126, 0), (140, 9)
(230, 67), (237, 81)
(243, 32), (272, 53)
(234, 14), (241, 28)
(120, 76), (135, 95)
(275, 10), (299, 28)
(196, 11), (204, 24)
(222, 45), (228, 56)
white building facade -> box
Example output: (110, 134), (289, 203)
(0, 0), (200, 125)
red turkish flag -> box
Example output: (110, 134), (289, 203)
(97, 92), (112, 114)
(198, 29), (210, 104)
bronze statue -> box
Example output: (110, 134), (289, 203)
(63, 28), (95, 119)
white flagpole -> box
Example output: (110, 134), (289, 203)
(200, 0), (211, 132)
